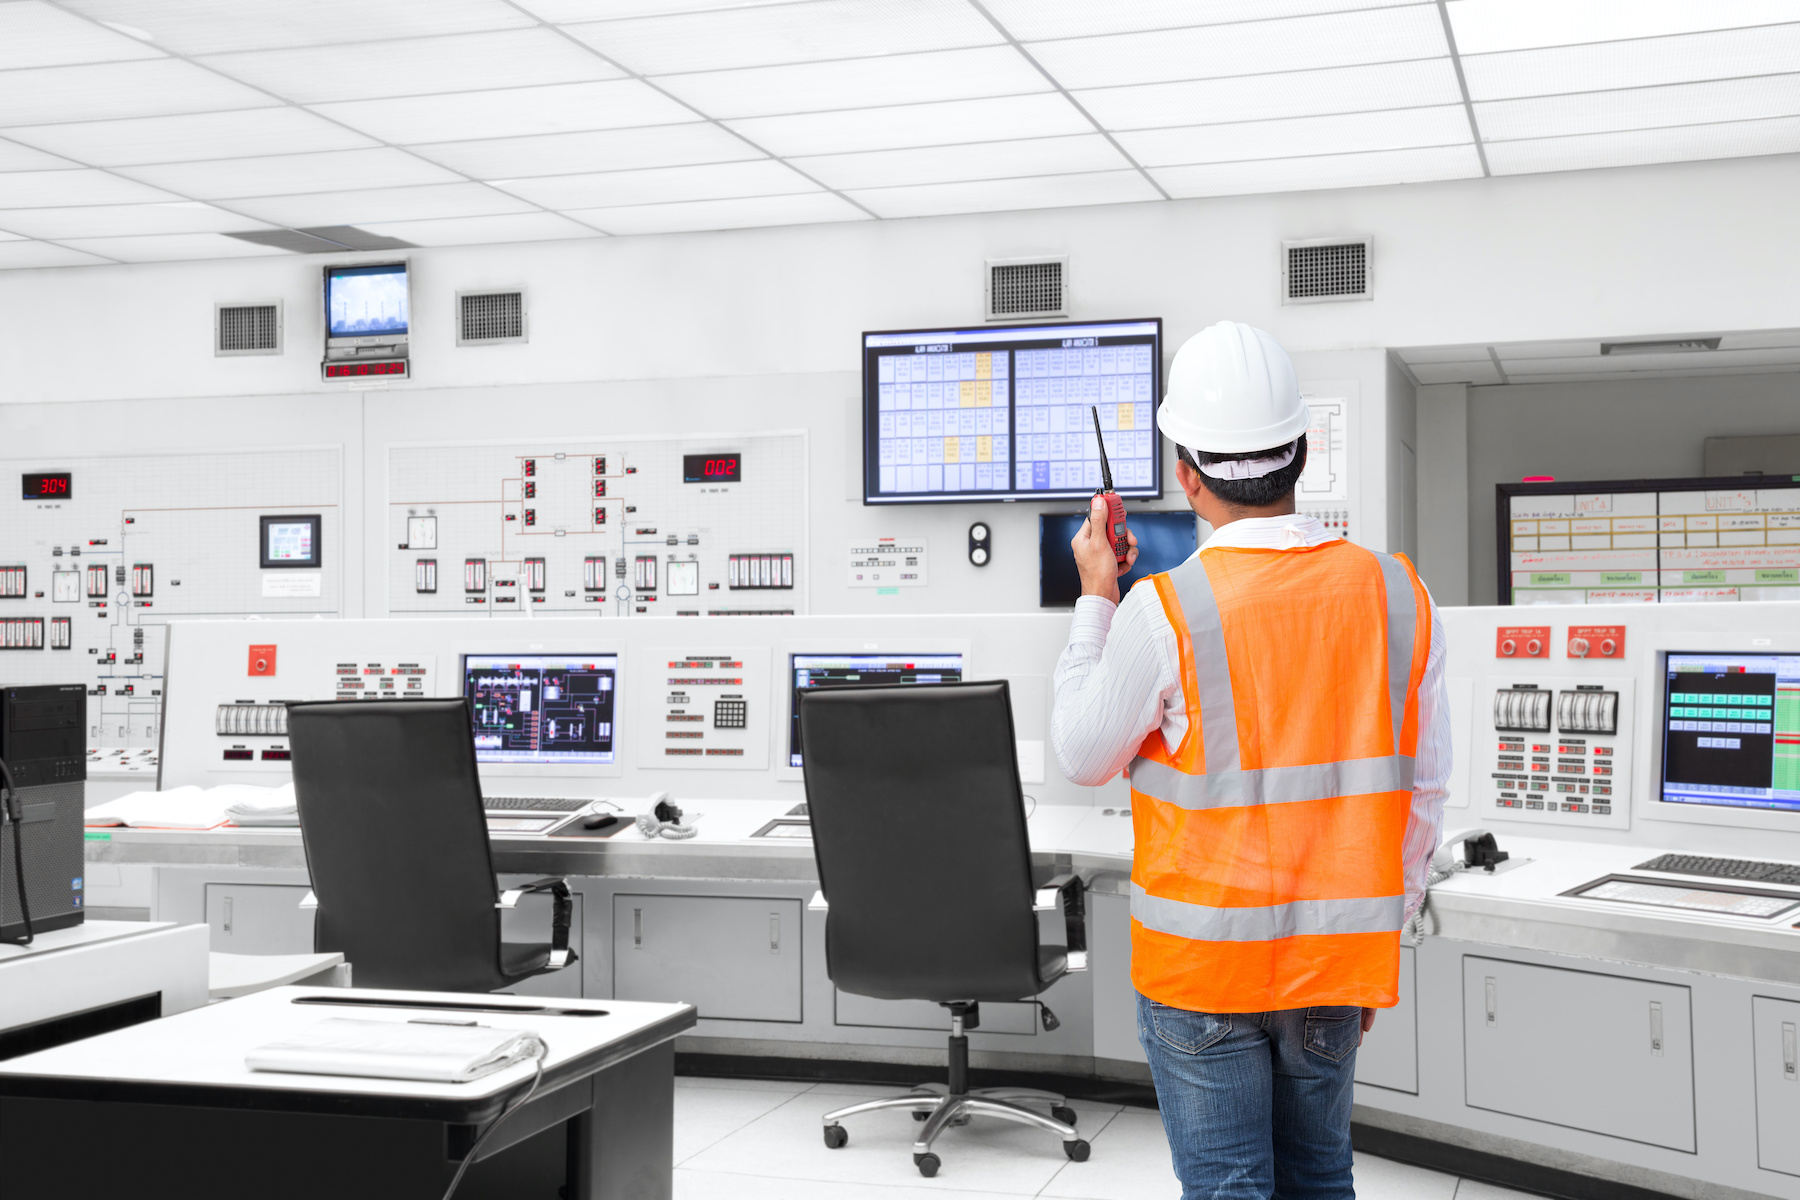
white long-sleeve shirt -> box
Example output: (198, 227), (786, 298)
(1051, 514), (1451, 920)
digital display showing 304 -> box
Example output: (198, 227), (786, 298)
(22, 472), (71, 500)
(683, 452), (742, 483)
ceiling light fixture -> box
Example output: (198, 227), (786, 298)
(1599, 337), (1723, 355)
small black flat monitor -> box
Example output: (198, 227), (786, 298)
(1661, 651), (1800, 813)
(325, 261), (409, 345)
(463, 654), (619, 765)
(1039, 510), (1199, 607)
(787, 653), (964, 768)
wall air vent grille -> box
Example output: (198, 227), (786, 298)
(215, 302), (281, 356)
(985, 257), (1066, 321)
(457, 290), (527, 346)
(1283, 238), (1372, 303)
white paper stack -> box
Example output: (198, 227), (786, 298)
(222, 782), (298, 827)
(85, 786), (230, 830)
(246, 1018), (546, 1083)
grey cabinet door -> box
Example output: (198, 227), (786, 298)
(1355, 945), (1418, 1093)
(1753, 995), (1800, 1178)
(613, 894), (802, 1022)
(205, 883), (314, 954)
(1463, 956), (1695, 1152)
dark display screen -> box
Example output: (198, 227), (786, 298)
(1661, 652), (1800, 812)
(464, 654), (619, 765)
(1038, 510), (1199, 607)
(788, 653), (963, 768)
(683, 452), (742, 483)
(22, 472), (70, 500)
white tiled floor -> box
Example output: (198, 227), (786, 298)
(671, 1075), (1542, 1200)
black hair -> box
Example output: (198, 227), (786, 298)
(1176, 437), (1308, 509)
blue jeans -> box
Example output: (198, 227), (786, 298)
(1136, 993), (1360, 1200)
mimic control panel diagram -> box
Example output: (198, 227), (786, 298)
(638, 646), (771, 770)
(0, 448), (342, 753)
(388, 433), (806, 618)
(1485, 675), (1634, 829)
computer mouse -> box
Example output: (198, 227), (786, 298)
(583, 814), (622, 831)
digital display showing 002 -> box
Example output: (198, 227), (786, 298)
(22, 472), (71, 500)
(683, 453), (742, 484)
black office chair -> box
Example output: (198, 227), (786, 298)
(285, 699), (576, 993)
(799, 680), (1089, 1178)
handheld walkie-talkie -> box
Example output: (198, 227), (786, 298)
(1090, 406), (1129, 565)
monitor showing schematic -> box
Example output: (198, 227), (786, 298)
(863, 319), (1162, 504)
(463, 654), (618, 765)
(1662, 652), (1800, 813)
(788, 653), (964, 768)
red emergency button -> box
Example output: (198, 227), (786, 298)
(247, 644), (277, 676)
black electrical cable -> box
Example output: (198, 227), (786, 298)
(0, 755), (32, 947)
(440, 1045), (546, 1200)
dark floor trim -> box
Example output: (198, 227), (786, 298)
(674, 1052), (1160, 1109)
(1351, 1124), (1687, 1200)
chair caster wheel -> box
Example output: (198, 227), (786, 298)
(1052, 1105), (1078, 1126)
(914, 1152), (941, 1177)
(823, 1125), (848, 1149)
(912, 1109), (929, 1121)
(1064, 1138), (1090, 1162)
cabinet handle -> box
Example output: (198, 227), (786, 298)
(1783, 1022), (1796, 1082)
(223, 896), (233, 936)
(1649, 1001), (1664, 1057)
(633, 907), (643, 949)
(1484, 976), (1496, 1026)
(770, 913), (780, 954)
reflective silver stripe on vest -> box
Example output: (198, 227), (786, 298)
(1129, 753), (1415, 811)
(1131, 883), (1404, 942)
(1161, 554), (1239, 773)
(1372, 551), (1419, 754)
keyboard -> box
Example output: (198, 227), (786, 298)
(1635, 853), (1800, 887)
(484, 796), (594, 814)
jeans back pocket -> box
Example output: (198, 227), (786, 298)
(1149, 1002), (1234, 1056)
(1303, 1005), (1362, 1063)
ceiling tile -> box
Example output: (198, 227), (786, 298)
(791, 133), (1129, 190)
(1398, 345), (1491, 363)
(563, 0), (1003, 76)
(1462, 24), (1800, 101)
(115, 148), (466, 200)
(198, 30), (624, 105)
(492, 159), (817, 208)
(1409, 360), (1502, 384)
(0, 240), (114, 269)
(409, 124), (763, 179)
(514, 0), (797, 19)
(1476, 74), (1800, 141)
(1152, 143), (1482, 196)
(567, 190), (869, 235)
(1074, 59), (1463, 130)
(59, 0), (535, 55)
(846, 169), (1161, 218)
(1023, 6), (1449, 90)
(0, 60), (279, 127)
(0, 229), (23, 242)
(1118, 106), (1471, 167)
(655, 45), (1050, 119)
(0, 168), (184, 207)
(1485, 115), (1800, 175)
(311, 80), (699, 144)
(724, 93), (1092, 157)
(1446, 0), (1800, 56)
(4, 108), (380, 167)
(982, 0), (1422, 41)
(352, 211), (604, 245)
(0, 1), (165, 70)
(0, 141), (79, 172)
(227, 182), (537, 227)
(53, 231), (300, 262)
(0, 200), (271, 239)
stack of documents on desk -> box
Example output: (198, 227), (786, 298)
(221, 782), (298, 826)
(246, 1018), (545, 1083)
(85, 785), (231, 830)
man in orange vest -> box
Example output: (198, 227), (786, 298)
(1053, 322), (1449, 1200)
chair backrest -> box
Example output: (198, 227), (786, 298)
(799, 680), (1041, 1003)
(286, 699), (506, 992)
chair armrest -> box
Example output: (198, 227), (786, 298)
(1033, 873), (1088, 972)
(808, 890), (829, 912)
(497, 877), (575, 970)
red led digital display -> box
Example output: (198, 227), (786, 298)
(682, 452), (742, 484)
(324, 360), (407, 379)
(22, 472), (71, 500)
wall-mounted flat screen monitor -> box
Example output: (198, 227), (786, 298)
(325, 262), (409, 343)
(788, 653), (964, 768)
(463, 653), (618, 765)
(1038, 510), (1199, 607)
(862, 319), (1162, 505)
(1661, 651), (1800, 813)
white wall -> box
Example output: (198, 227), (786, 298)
(1467, 370), (1800, 605)
(1415, 382), (1470, 605)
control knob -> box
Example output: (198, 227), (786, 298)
(1599, 637), (1617, 656)
(1500, 639), (1516, 657)
(1569, 637), (1589, 658)
(1526, 638), (1542, 656)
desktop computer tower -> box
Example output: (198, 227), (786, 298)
(0, 684), (86, 941)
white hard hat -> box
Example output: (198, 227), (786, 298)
(1157, 321), (1308, 456)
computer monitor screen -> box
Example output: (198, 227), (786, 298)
(788, 653), (964, 768)
(463, 654), (618, 765)
(1039, 510), (1198, 607)
(326, 262), (409, 338)
(1661, 652), (1800, 812)
(863, 319), (1162, 504)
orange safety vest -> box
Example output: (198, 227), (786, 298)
(1127, 540), (1430, 1013)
